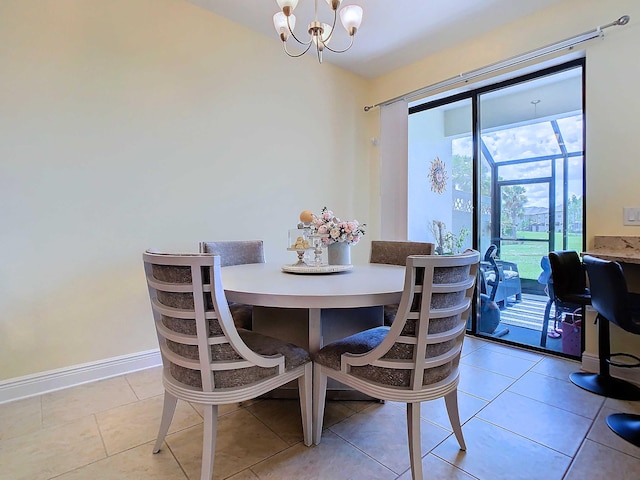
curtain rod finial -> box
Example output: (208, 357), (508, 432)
(617, 15), (630, 26)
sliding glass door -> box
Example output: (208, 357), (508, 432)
(408, 59), (585, 355)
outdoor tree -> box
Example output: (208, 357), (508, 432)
(452, 153), (491, 195)
(501, 185), (527, 238)
(567, 194), (583, 231)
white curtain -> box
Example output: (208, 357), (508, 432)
(379, 100), (409, 240)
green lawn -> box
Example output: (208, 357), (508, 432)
(497, 232), (583, 280)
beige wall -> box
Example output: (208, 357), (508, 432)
(0, 0), (372, 380)
(2, 0), (639, 383)
(370, 0), (640, 359)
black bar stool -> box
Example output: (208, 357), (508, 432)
(570, 255), (640, 401)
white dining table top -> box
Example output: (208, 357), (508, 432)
(221, 263), (405, 309)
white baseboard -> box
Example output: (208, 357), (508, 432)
(0, 349), (162, 405)
(581, 352), (640, 387)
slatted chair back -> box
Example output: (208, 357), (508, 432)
(143, 251), (294, 394)
(143, 251), (312, 480)
(344, 250), (478, 396)
(312, 250), (479, 480)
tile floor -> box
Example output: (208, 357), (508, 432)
(1, 336), (639, 480)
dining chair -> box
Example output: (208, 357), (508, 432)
(313, 250), (479, 480)
(571, 255), (640, 400)
(369, 240), (435, 326)
(143, 251), (312, 480)
(199, 240), (265, 330)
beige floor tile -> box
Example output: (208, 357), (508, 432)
(433, 418), (572, 480)
(318, 400), (358, 430)
(250, 430), (396, 480)
(53, 441), (187, 480)
(189, 400), (245, 418)
(461, 348), (537, 379)
(481, 342), (546, 363)
(96, 395), (202, 455)
(396, 453), (476, 480)
(460, 336), (487, 356)
(328, 401), (450, 475)
(125, 366), (164, 400)
(226, 469), (260, 480)
(477, 390), (592, 456)
(508, 371), (604, 418)
(42, 376), (138, 426)
(342, 399), (380, 412)
(167, 408), (289, 480)
(457, 363), (514, 401)
(531, 355), (581, 381)
(0, 415), (105, 480)
(246, 399), (307, 445)
(604, 396), (640, 415)
(565, 439), (640, 480)
(587, 406), (640, 459)
(400, 391), (488, 432)
(0, 396), (42, 441)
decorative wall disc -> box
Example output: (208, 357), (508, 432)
(428, 156), (447, 194)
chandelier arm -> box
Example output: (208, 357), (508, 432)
(321, 8), (339, 45)
(321, 35), (355, 54)
(286, 15), (313, 46)
(284, 41), (314, 58)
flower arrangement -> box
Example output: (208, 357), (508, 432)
(310, 207), (366, 245)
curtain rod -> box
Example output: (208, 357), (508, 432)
(363, 15), (630, 112)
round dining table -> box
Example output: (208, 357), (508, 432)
(221, 262), (405, 354)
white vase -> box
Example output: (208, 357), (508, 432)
(327, 242), (351, 265)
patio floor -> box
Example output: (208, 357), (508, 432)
(480, 293), (571, 356)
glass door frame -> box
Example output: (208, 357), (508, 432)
(409, 57), (586, 350)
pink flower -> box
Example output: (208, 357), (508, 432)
(310, 207), (366, 246)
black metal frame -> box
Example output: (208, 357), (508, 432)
(409, 58), (587, 351)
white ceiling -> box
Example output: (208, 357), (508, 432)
(186, 0), (567, 78)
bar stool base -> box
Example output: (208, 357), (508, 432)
(569, 372), (640, 400)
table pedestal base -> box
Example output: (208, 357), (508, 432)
(252, 305), (383, 400)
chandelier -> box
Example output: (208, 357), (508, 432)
(272, 0), (363, 63)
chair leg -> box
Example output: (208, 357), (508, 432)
(406, 402), (423, 480)
(298, 362), (313, 447)
(540, 298), (553, 348)
(201, 404), (219, 480)
(312, 363), (328, 445)
(153, 391), (178, 454)
(444, 390), (466, 450)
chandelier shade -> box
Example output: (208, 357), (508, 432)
(272, 0), (363, 63)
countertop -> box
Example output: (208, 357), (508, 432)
(582, 236), (640, 264)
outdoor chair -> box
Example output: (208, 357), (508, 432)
(143, 251), (312, 480)
(480, 245), (522, 308)
(199, 240), (265, 329)
(312, 250), (479, 480)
